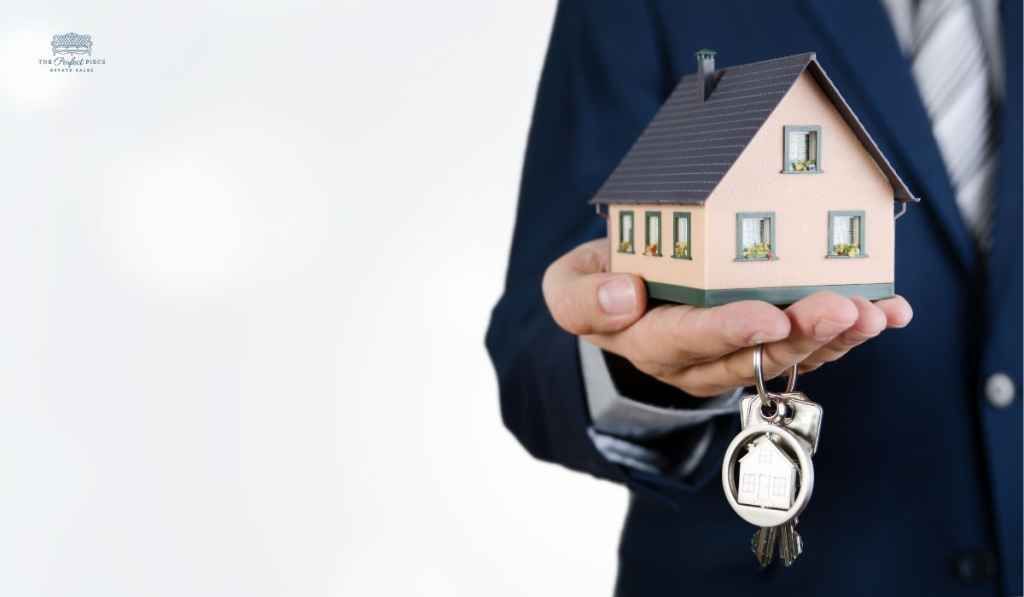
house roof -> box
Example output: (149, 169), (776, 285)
(591, 52), (918, 206)
(739, 435), (796, 468)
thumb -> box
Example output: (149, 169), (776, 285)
(542, 240), (647, 335)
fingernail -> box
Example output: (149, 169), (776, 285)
(813, 319), (849, 341)
(598, 277), (637, 315)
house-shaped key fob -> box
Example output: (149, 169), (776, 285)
(591, 50), (919, 307)
(737, 435), (797, 511)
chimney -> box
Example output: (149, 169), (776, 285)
(695, 49), (717, 102)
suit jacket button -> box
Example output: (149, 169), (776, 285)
(952, 550), (997, 583)
(985, 372), (1015, 408)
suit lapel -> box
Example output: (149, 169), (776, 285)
(799, 0), (976, 273)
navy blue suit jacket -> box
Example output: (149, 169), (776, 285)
(485, 1), (1022, 594)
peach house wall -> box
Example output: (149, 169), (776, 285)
(608, 203), (707, 289)
(705, 70), (895, 290)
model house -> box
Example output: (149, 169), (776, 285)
(737, 436), (796, 511)
(592, 50), (918, 306)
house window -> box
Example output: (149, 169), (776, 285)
(828, 211), (866, 257)
(644, 211), (661, 256)
(618, 211), (634, 253)
(672, 212), (692, 259)
(771, 477), (786, 497)
(783, 125), (821, 173)
(736, 212), (775, 260)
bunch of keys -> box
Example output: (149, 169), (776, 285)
(721, 345), (823, 568)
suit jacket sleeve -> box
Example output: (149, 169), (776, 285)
(485, 0), (735, 494)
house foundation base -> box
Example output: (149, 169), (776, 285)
(646, 281), (895, 307)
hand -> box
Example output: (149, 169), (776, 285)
(542, 239), (913, 397)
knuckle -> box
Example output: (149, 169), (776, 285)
(578, 244), (607, 274)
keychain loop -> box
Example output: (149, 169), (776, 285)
(753, 344), (798, 405)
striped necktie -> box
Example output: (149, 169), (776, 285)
(910, 0), (999, 249)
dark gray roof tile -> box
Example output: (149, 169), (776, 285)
(592, 52), (917, 205)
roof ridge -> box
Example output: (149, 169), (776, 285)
(725, 51), (816, 70)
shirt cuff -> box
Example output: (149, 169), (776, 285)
(580, 338), (742, 438)
(579, 338), (742, 477)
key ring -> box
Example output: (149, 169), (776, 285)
(721, 422), (815, 527)
(753, 344), (798, 418)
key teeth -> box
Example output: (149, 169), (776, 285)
(750, 528), (776, 568)
(778, 525), (804, 567)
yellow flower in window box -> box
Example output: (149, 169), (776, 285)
(674, 241), (690, 258)
(619, 240), (632, 253)
(833, 243), (861, 257)
(743, 242), (771, 259)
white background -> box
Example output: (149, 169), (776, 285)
(0, 2), (628, 596)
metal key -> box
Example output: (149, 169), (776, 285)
(751, 522), (803, 567)
(723, 345), (823, 569)
(778, 520), (804, 567)
(751, 526), (777, 567)
(742, 393), (816, 567)
(751, 516), (804, 567)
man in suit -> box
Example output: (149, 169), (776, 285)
(485, 1), (1021, 594)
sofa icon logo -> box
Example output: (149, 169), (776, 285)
(51, 32), (93, 56)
